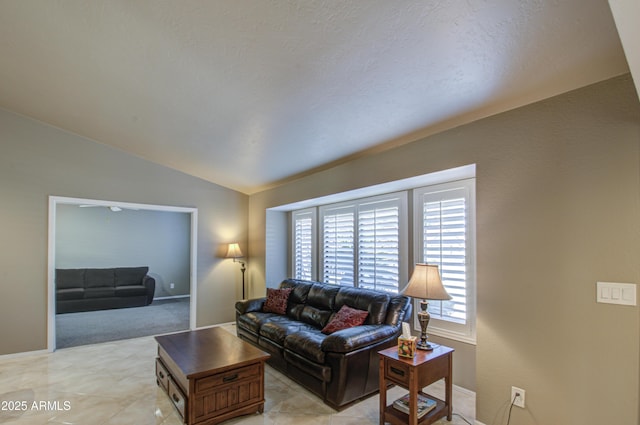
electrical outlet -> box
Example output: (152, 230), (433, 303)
(170, 283), (175, 289)
(511, 386), (525, 408)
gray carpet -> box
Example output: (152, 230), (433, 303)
(55, 298), (190, 349)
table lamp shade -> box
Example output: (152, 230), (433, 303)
(403, 264), (451, 301)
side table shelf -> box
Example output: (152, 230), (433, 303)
(382, 393), (446, 425)
(379, 345), (454, 425)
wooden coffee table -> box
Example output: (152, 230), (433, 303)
(155, 327), (270, 425)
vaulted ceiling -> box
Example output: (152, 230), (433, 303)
(0, 1), (632, 194)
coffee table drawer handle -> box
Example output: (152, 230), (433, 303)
(172, 393), (180, 403)
(223, 374), (238, 383)
(159, 371), (165, 379)
(390, 366), (405, 377)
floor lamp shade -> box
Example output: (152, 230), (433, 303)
(402, 264), (451, 350)
(225, 243), (246, 299)
(225, 243), (243, 259)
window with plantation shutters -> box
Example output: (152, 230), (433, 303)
(288, 168), (475, 343)
(414, 179), (476, 343)
(320, 193), (407, 291)
(358, 199), (401, 293)
(321, 205), (355, 285)
(292, 209), (315, 280)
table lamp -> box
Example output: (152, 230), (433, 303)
(402, 263), (451, 350)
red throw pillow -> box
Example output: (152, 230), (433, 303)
(263, 288), (293, 315)
(321, 305), (369, 334)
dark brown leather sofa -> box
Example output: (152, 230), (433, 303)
(55, 266), (155, 313)
(235, 278), (412, 409)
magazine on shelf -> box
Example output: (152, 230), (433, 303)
(392, 393), (437, 418)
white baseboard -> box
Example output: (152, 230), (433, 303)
(194, 321), (235, 331)
(0, 348), (48, 360)
(475, 421), (487, 425)
(453, 384), (476, 397)
(153, 294), (190, 301)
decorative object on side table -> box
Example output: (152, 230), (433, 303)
(402, 263), (451, 350)
(398, 335), (417, 358)
(398, 322), (417, 358)
(225, 243), (246, 299)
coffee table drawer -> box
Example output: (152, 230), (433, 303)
(168, 377), (187, 419)
(195, 363), (260, 392)
(156, 358), (170, 390)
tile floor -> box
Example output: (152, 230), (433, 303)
(0, 325), (475, 424)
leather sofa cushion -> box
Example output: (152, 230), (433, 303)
(384, 295), (410, 325)
(235, 298), (265, 315)
(56, 269), (85, 289)
(56, 288), (84, 300)
(281, 280), (313, 321)
(322, 324), (398, 352)
(284, 330), (326, 363)
(85, 269), (115, 288)
(115, 285), (148, 297)
(84, 287), (115, 298)
(282, 280), (313, 304)
(260, 320), (315, 345)
(238, 312), (268, 334)
(239, 312), (288, 334)
(335, 287), (390, 325)
(300, 305), (332, 329)
(307, 283), (340, 310)
(114, 267), (149, 287)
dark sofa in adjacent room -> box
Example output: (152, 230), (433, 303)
(56, 266), (155, 314)
(235, 278), (412, 409)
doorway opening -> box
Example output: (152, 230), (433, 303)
(47, 196), (198, 351)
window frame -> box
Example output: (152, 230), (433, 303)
(317, 192), (408, 292)
(412, 178), (476, 345)
(291, 208), (317, 280)
(287, 170), (477, 345)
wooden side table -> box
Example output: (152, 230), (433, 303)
(379, 344), (454, 425)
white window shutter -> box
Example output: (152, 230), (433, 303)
(321, 207), (355, 286)
(423, 196), (467, 323)
(358, 202), (400, 293)
(293, 210), (315, 280)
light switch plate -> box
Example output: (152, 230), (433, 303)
(597, 282), (636, 306)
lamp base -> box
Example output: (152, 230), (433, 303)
(416, 299), (432, 350)
(416, 341), (435, 351)
(416, 341), (438, 351)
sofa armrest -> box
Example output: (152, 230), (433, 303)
(235, 297), (266, 315)
(143, 275), (155, 305)
(321, 324), (399, 353)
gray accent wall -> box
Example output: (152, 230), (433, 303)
(55, 205), (191, 298)
(0, 107), (248, 355)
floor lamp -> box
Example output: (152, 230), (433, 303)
(402, 263), (451, 350)
(225, 243), (246, 299)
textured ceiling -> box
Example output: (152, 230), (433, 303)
(0, 1), (629, 194)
